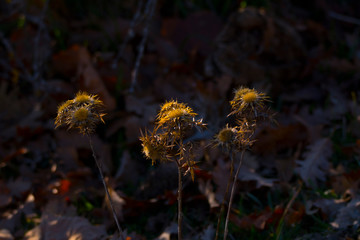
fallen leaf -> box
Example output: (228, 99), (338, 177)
(24, 214), (107, 240)
(161, 11), (223, 56)
(0, 194), (35, 233)
(52, 45), (116, 110)
(7, 177), (32, 198)
(307, 198), (346, 220)
(0, 229), (14, 240)
(231, 205), (283, 230)
(295, 138), (333, 186)
(331, 198), (360, 229)
(198, 179), (219, 209)
(198, 224), (215, 240)
(237, 165), (276, 189)
(105, 186), (125, 222)
(155, 222), (177, 240)
(0, 182), (11, 208)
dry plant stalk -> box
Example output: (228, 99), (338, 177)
(214, 87), (271, 240)
(140, 100), (206, 240)
(55, 91), (125, 240)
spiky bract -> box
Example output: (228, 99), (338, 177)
(140, 131), (168, 165)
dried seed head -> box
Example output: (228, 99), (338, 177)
(217, 127), (235, 143)
(229, 87), (268, 118)
(156, 100), (198, 128)
(214, 125), (238, 150)
(74, 107), (89, 121)
(55, 91), (105, 135)
(159, 100), (187, 115)
(74, 92), (93, 104)
(165, 108), (196, 121)
(140, 131), (168, 165)
(242, 91), (257, 103)
(55, 100), (73, 128)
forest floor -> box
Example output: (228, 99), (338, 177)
(1, 1), (360, 239)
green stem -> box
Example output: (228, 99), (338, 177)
(223, 150), (245, 240)
(88, 136), (125, 240)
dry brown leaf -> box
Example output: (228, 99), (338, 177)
(0, 229), (14, 240)
(275, 157), (296, 182)
(237, 165), (275, 188)
(52, 45), (116, 110)
(105, 186), (125, 222)
(7, 177), (32, 198)
(253, 123), (307, 155)
(331, 198), (360, 229)
(197, 179), (219, 209)
(231, 206), (283, 230)
(0, 181), (11, 208)
(307, 198), (346, 220)
(198, 224), (215, 240)
(213, 154), (274, 201)
(0, 194), (35, 233)
(161, 11), (223, 56)
(155, 222), (177, 240)
(24, 214), (106, 240)
(295, 138), (333, 186)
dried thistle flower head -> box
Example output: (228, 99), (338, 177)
(215, 125), (237, 149)
(158, 100), (187, 117)
(234, 121), (255, 150)
(140, 131), (168, 165)
(156, 100), (204, 132)
(74, 91), (104, 107)
(55, 91), (105, 135)
(229, 87), (269, 118)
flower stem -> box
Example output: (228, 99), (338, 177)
(223, 150), (245, 240)
(88, 136), (125, 240)
(215, 149), (235, 240)
(177, 161), (183, 240)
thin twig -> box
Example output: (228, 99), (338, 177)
(176, 125), (184, 240)
(177, 161), (183, 240)
(129, 0), (157, 92)
(88, 136), (125, 240)
(30, 0), (49, 85)
(0, 32), (31, 80)
(223, 150), (245, 240)
(215, 149), (235, 240)
(113, 0), (145, 68)
(328, 11), (360, 26)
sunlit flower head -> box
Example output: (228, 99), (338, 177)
(229, 87), (269, 118)
(140, 131), (168, 165)
(55, 91), (105, 135)
(73, 91), (103, 108)
(156, 100), (199, 128)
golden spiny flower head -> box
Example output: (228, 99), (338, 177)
(55, 91), (105, 135)
(156, 100), (203, 131)
(73, 91), (103, 108)
(214, 120), (255, 151)
(140, 131), (168, 165)
(158, 100), (187, 118)
(229, 87), (269, 118)
(214, 125), (238, 150)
